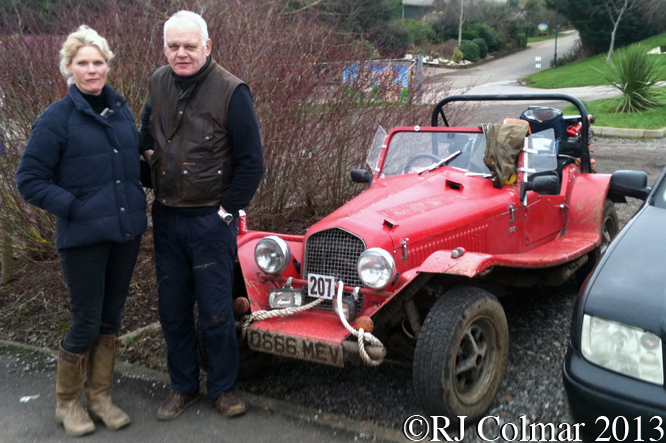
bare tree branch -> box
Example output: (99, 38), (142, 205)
(603, 0), (638, 65)
(281, 0), (326, 15)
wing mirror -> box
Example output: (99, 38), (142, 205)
(610, 170), (650, 201)
(520, 174), (559, 200)
(351, 169), (373, 184)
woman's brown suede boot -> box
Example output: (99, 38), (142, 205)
(84, 334), (130, 430)
(56, 345), (96, 436)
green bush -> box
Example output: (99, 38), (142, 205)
(452, 47), (464, 63)
(605, 45), (664, 113)
(460, 40), (480, 62)
(372, 20), (410, 58)
(517, 33), (527, 48)
(350, 40), (381, 60)
(462, 27), (479, 41)
(661, 40), (666, 53)
(473, 38), (488, 59)
(475, 24), (500, 52)
(403, 19), (436, 46)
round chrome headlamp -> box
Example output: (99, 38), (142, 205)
(357, 248), (396, 290)
(255, 236), (290, 275)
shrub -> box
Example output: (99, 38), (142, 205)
(452, 47), (464, 63)
(460, 40), (480, 62)
(372, 20), (410, 58)
(475, 23), (501, 52)
(427, 10), (458, 43)
(473, 38), (488, 59)
(461, 27), (478, 41)
(440, 39), (460, 58)
(516, 33), (527, 49)
(605, 45), (664, 113)
(403, 19), (436, 47)
(350, 40), (381, 60)
(550, 39), (592, 68)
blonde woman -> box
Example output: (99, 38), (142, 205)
(16, 25), (147, 436)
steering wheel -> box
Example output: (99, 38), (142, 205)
(403, 153), (441, 174)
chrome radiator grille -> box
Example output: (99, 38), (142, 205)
(303, 228), (366, 310)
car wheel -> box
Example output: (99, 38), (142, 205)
(194, 302), (269, 381)
(413, 286), (508, 422)
(575, 199), (619, 284)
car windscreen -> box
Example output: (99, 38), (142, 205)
(381, 131), (490, 177)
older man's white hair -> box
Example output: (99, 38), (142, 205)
(163, 10), (209, 46)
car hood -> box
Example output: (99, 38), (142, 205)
(306, 168), (514, 250)
(583, 205), (666, 334)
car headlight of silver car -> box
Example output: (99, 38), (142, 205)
(357, 248), (396, 290)
(255, 236), (290, 275)
(581, 314), (664, 385)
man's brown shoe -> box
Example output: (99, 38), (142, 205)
(215, 391), (247, 418)
(157, 391), (201, 421)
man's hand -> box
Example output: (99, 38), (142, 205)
(142, 150), (154, 167)
(218, 206), (233, 224)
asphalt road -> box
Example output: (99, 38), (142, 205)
(440, 31), (581, 94)
(0, 345), (376, 443)
(424, 31), (619, 110)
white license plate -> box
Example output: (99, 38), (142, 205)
(307, 273), (337, 299)
(247, 329), (344, 367)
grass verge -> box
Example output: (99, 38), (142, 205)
(525, 32), (666, 89)
(527, 34), (559, 44)
(562, 88), (666, 129)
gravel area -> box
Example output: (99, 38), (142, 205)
(232, 283), (579, 441)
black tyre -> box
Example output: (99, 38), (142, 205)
(575, 199), (619, 284)
(194, 302), (269, 381)
(413, 286), (509, 422)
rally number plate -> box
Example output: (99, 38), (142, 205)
(246, 328), (344, 367)
(307, 273), (337, 300)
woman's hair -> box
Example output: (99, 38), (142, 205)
(59, 25), (114, 85)
(163, 10), (208, 46)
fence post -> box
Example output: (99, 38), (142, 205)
(415, 54), (424, 105)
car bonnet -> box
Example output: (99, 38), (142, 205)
(583, 205), (666, 335)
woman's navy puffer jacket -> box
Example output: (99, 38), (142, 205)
(16, 84), (147, 250)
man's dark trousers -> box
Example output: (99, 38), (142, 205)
(153, 202), (239, 399)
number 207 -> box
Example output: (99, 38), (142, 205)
(308, 275), (334, 299)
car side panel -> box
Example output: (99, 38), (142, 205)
(566, 173), (612, 245)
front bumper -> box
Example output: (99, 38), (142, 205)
(563, 345), (666, 442)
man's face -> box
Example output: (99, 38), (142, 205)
(164, 24), (211, 77)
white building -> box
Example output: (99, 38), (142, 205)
(402, 0), (435, 19)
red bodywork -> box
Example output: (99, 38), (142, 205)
(237, 125), (611, 366)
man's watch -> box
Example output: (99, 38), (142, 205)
(218, 208), (234, 224)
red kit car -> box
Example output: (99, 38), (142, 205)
(200, 94), (634, 421)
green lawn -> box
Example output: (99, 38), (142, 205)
(527, 34), (559, 44)
(525, 32), (666, 89)
(562, 89), (666, 129)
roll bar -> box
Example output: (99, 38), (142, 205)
(430, 94), (591, 174)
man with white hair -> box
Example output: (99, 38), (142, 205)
(140, 10), (263, 420)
